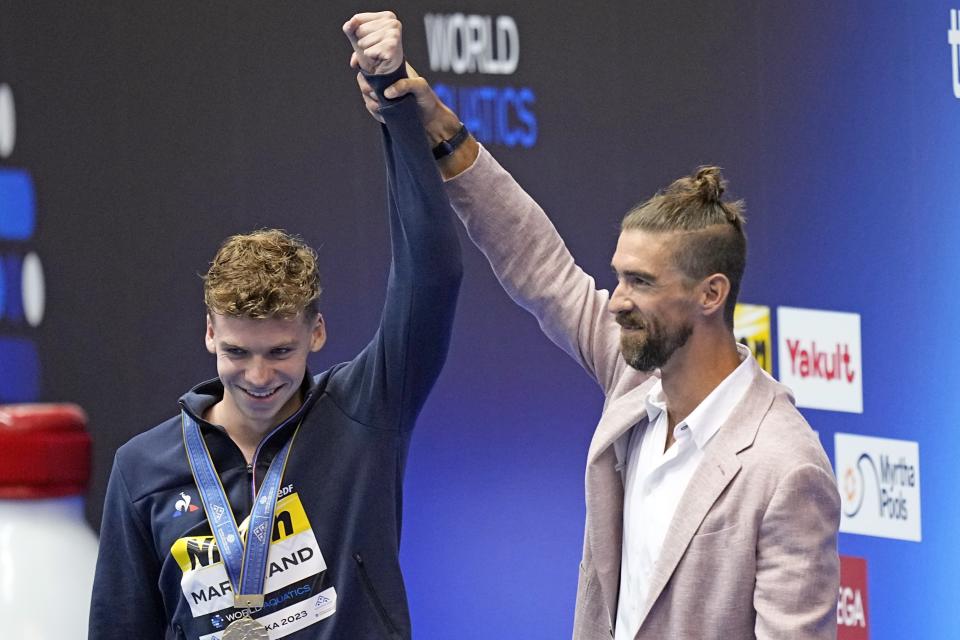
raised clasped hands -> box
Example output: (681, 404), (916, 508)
(342, 11), (404, 76)
(344, 10), (473, 175)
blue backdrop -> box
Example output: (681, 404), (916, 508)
(1, 1), (957, 637)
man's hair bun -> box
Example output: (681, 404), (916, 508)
(693, 166), (725, 203)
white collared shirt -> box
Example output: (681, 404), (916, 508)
(614, 344), (757, 640)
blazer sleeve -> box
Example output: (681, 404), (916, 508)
(753, 462), (841, 639)
(444, 146), (626, 394)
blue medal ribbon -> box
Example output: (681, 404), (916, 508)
(181, 410), (299, 608)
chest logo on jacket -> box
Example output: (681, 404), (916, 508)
(173, 492), (201, 518)
(171, 492), (336, 638)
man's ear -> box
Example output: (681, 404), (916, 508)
(699, 273), (731, 319)
(310, 314), (327, 352)
(205, 313), (217, 354)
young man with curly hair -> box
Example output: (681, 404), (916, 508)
(89, 12), (461, 639)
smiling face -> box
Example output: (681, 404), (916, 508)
(205, 311), (326, 435)
(609, 229), (698, 373)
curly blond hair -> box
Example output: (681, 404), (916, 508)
(203, 229), (321, 318)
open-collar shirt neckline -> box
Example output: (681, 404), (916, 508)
(614, 343), (757, 640)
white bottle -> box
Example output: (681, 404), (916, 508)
(0, 404), (99, 639)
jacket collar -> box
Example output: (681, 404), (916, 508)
(179, 368), (327, 426)
(585, 363), (785, 630)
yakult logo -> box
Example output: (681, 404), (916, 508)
(785, 340), (856, 383)
(777, 307), (862, 413)
(949, 10), (960, 99)
(835, 433), (921, 542)
(837, 556), (869, 639)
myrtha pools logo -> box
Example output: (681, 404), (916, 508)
(835, 433), (921, 542)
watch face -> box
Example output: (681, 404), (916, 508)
(433, 141), (453, 159)
(433, 123), (468, 159)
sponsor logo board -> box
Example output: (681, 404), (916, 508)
(777, 306), (862, 413)
(837, 555), (869, 639)
(835, 433), (921, 541)
(734, 303), (772, 374)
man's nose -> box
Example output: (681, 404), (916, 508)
(246, 359), (272, 386)
(608, 283), (632, 315)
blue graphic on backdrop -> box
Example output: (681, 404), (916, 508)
(425, 13), (537, 149)
(0, 337), (39, 401)
(434, 84), (537, 148)
(0, 169), (35, 240)
(1, 251), (25, 322)
(0, 89), (43, 402)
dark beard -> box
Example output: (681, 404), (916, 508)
(619, 316), (693, 372)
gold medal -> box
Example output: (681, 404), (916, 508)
(222, 615), (269, 640)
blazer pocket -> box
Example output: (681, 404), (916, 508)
(688, 523), (743, 550)
(694, 516), (742, 537)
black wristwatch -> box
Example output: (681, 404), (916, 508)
(432, 123), (470, 160)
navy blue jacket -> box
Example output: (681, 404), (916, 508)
(89, 68), (462, 640)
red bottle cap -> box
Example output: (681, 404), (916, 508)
(0, 404), (91, 498)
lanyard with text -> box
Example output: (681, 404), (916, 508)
(181, 410), (299, 609)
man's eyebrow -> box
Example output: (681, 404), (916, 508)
(611, 266), (658, 282)
(220, 340), (299, 350)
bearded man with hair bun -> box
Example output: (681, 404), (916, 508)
(90, 12), (461, 639)
(354, 12), (841, 639)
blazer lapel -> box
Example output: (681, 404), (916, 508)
(584, 378), (658, 624)
(635, 370), (777, 628)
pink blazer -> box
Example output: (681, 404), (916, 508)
(445, 147), (840, 640)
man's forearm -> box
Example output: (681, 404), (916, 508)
(438, 135), (480, 180)
(421, 110), (481, 180)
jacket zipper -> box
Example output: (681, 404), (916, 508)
(247, 413), (298, 502)
(354, 553), (401, 638)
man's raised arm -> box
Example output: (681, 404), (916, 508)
(349, 31), (627, 393)
(337, 12), (462, 428)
